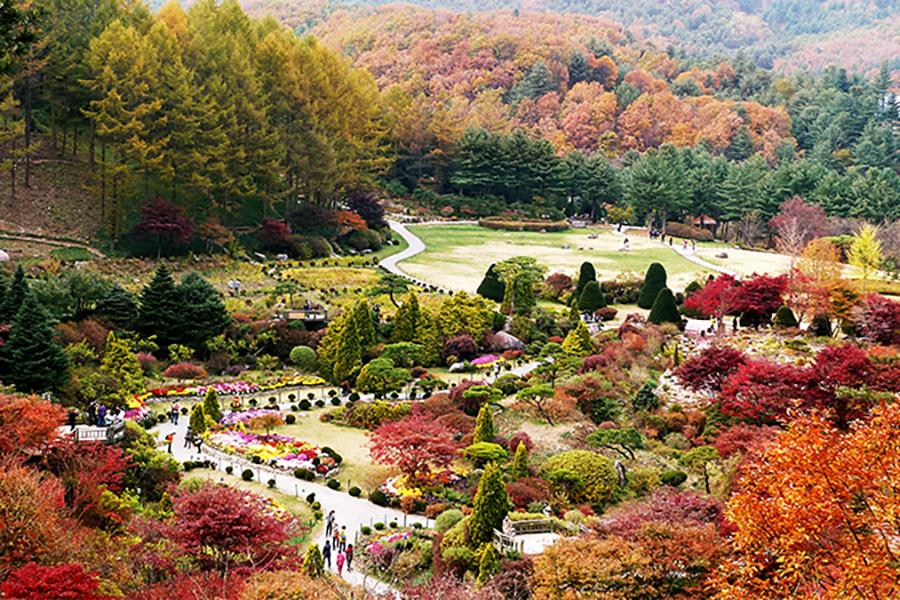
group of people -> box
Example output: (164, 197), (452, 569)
(322, 511), (354, 577)
(226, 279), (243, 296)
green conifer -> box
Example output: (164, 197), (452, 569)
(332, 319), (362, 384)
(303, 544), (325, 577)
(574, 261), (596, 299)
(476, 264), (505, 302)
(189, 403), (207, 437)
(562, 320), (593, 356)
(352, 299), (376, 349)
(638, 262), (667, 309)
(203, 387), (222, 424)
(178, 273), (231, 349)
(94, 284), (138, 329)
(1, 292), (69, 393)
(648, 287), (681, 325)
(578, 280), (606, 313)
(512, 441), (529, 479)
(137, 265), (182, 347)
(0, 265), (27, 323)
(477, 543), (500, 584)
(391, 292), (420, 343)
(468, 462), (511, 546)
(473, 404), (495, 444)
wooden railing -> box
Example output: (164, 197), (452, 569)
(71, 422), (124, 443)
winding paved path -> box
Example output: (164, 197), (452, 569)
(379, 220), (476, 293)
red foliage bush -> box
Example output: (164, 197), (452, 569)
(171, 483), (297, 570)
(0, 394), (66, 456)
(136, 352), (159, 373)
(597, 487), (727, 537)
(442, 334), (478, 361)
(257, 219), (293, 252)
(435, 411), (475, 436)
(507, 477), (551, 508)
(857, 294), (900, 345)
(712, 423), (780, 458)
(507, 431), (534, 452)
(718, 360), (811, 424)
(132, 572), (245, 600)
(162, 362), (208, 380)
(57, 319), (109, 353)
(1, 562), (106, 600)
(370, 414), (461, 481)
(674, 345), (748, 393)
(595, 306), (618, 321)
(420, 393), (457, 418)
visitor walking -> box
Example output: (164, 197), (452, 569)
(336, 551), (345, 577)
(325, 511), (335, 537)
(227, 279), (235, 296)
(322, 540), (332, 569)
(345, 544), (354, 571)
(184, 427), (193, 448)
(339, 526), (347, 552)
(683, 239), (688, 250)
(165, 433), (174, 454)
(171, 402), (180, 425)
(332, 526), (340, 550)
(97, 404), (107, 427)
(67, 408), (78, 431)
(691, 240), (696, 251)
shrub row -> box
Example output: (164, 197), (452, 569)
(480, 218), (569, 232)
(665, 221), (714, 241)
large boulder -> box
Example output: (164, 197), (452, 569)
(493, 331), (524, 351)
(0, 249), (9, 262)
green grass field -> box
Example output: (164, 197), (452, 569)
(402, 224), (718, 292)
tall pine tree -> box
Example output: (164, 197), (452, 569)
(0, 292), (69, 393)
(137, 265), (182, 348)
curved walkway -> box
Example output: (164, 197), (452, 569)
(0, 231), (105, 258)
(379, 220), (476, 293)
(612, 225), (734, 276)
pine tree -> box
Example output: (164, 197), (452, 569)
(648, 287), (681, 325)
(632, 381), (659, 412)
(468, 462), (511, 546)
(0, 265), (27, 323)
(512, 441), (529, 479)
(473, 405), (495, 444)
(94, 284), (138, 329)
(178, 273), (231, 350)
(391, 292), (419, 343)
(774, 305), (798, 328)
(0, 293), (69, 393)
(303, 544), (324, 577)
(98, 332), (144, 406)
(638, 263), (667, 309)
(0, 272), (7, 321)
(203, 387), (222, 424)
(562, 320), (593, 356)
(574, 262), (596, 299)
(137, 265), (182, 348)
(189, 403), (206, 437)
(477, 543), (500, 584)
(351, 300), (376, 349)
(476, 264), (505, 302)
(578, 280), (606, 313)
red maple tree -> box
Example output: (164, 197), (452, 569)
(1, 562), (107, 600)
(370, 412), (461, 482)
(0, 394), (65, 456)
(674, 345), (748, 394)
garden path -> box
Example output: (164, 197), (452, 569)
(157, 417), (425, 596)
(379, 220), (476, 292)
(613, 225), (734, 276)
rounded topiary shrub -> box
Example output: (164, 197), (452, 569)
(326, 479), (340, 490)
(774, 305), (798, 328)
(315, 400), (325, 408)
(540, 450), (618, 505)
(225, 466), (233, 475)
(349, 486), (362, 497)
(360, 525), (372, 535)
(373, 522), (385, 531)
(389, 521), (398, 528)
(285, 414), (296, 424)
(369, 489), (389, 507)
(306, 493), (316, 504)
(330, 398), (341, 406)
(660, 470), (688, 487)
(294, 468), (314, 481)
(241, 469), (254, 482)
(435, 509), (464, 534)
(267, 478), (276, 488)
(638, 262), (667, 309)
(648, 287), (681, 325)
(299, 400), (311, 410)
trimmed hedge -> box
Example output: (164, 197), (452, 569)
(665, 221), (714, 241)
(479, 217), (569, 232)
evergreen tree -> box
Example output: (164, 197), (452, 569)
(303, 544), (324, 577)
(98, 332), (144, 406)
(189, 403), (206, 437)
(574, 262), (596, 299)
(477, 543), (500, 584)
(414, 309), (441, 367)
(774, 305), (798, 328)
(0, 265), (27, 323)
(351, 299), (376, 349)
(178, 273), (231, 350)
(578, 280), (606, 313)
(473, 404), (495, 444)
(568, 52), (588, 85)
(510, 61), (555, 103)
(0, 272), (7, 320)
(648, 287), (681, 325)
(0, 293), (69, 393)
(562, 320), (593, 356)
(468, 462), (511, 546)
(391, 292), (420, 343)
(203, 387), (222, 424)
(512, 441), (529, 479)
(137, 265), (181, 348)
(332, 318), (362, 384)
(638, 262), (667, 309)
(632, 381), (659, 412)
(476, 264), (505, 302)
(94, 284), (137, 329)
(726, 125), (754, 161)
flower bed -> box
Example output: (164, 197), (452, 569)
(381, 468), (468, 501)
(471, 354), (505, 369)
(220, 409), (282, 426)
(137, 375), (327, 403)
(205, 429), (337, 477)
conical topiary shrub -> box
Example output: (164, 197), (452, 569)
(578, 280), (606, 313)
(648, 287), (681, 325)
(477, 264), (505, 302)
(773, 305), (798, 328)
(574, 262), (596, 299)
(638, 263), (667, 309)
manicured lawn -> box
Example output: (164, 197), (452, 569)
(271, 409), (391, 492)
(402, 224), (715, 292)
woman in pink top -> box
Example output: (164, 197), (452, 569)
(336, 551), (345, 577)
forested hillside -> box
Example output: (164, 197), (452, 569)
(237, 0), (900, 75)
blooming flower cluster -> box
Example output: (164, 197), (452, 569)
(205, 429), (337, 476)
(381, 468), (468, 499)
(471, 354), (505, 368)
(219, 409), (282, 426)
(365, 530), (412, 556)
(137, 375), (327, 403)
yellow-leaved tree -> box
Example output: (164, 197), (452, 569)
(847, 224), (882, 293)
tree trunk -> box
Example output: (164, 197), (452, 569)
(89, 122), (95, 167)
(23, 75), (33, 188)
(9, 136), (15, 201)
